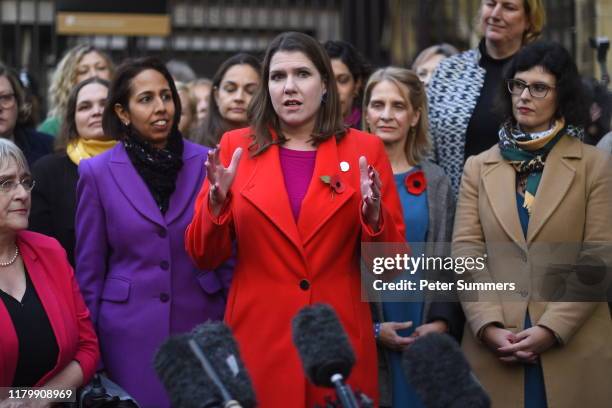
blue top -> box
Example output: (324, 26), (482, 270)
(382, 167), (429, 408)
(517, 192), (548, 408)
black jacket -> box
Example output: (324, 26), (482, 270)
(29, 153), (78, 266)
(14, 127), (54, 166)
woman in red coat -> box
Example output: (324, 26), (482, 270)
(0, 139), (99, 393)
(186, 31), (405, 407)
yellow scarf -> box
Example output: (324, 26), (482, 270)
(66, 138), (117, 165)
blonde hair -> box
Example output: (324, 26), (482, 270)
(523, 0), (546, 43)
(478, 0), (546, 44)
(412, 43), (459, 71)
(362, 67), (431, 166)
(47, 44), (114, 119)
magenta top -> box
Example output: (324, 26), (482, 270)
(279, 147), (317, 221)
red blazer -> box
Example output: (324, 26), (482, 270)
(186, 128), (405, 407)
(0, 231), (99, 387)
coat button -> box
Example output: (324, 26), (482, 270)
(520, 252), (528, 262)
(160, 293), (170, 302)
(160, 261), (169, 270)
(519, 289), (528, 298)
(299, 279), (310, 291)
(158, 229), (167, 238)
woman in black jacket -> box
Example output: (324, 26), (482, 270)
(29, 77), (115, 265)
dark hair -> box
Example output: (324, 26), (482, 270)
(102, 57), (181, 140)
(56, 77), (110, 152)
(497, 41), (589, 128)
(194, 53), (261, 147)
(0, 62), (30, 127)
(323, 40), (371, 86)
(248, 31), (346, 155)
(582, 77), (611, 145)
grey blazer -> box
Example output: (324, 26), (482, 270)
(372, 160), (464, 407)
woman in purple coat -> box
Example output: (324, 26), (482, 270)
(75, 58), (229, 407)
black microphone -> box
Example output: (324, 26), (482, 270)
(291, 303), (360, 408)
(402, 333), (491, 408)
(154, 322), (257, 408)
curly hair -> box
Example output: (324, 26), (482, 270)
(47, 44), (114, 119)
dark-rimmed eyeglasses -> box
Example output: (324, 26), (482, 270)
(0, 93), (16, 109)
(0, 177), (35, 193)
(506, 79), (555, 98)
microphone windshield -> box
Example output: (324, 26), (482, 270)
(291, 303), (356, 387)
(402, 333), (490, 408)
(191, 322), (257, 407)
(154, 322), (256, 408)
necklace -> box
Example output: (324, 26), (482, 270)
(0, 246), (19, 267)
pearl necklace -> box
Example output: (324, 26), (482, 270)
(0, 246), (19, 267)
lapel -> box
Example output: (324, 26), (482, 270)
(108, 144), (165, 227)
(17, 234), (64, 380)
(481, 149), (528, 252)
(0, 293), (18, 385)
(527, 135), (580, 243)
(298, 137), (355, 245)
(240, 143), (305, 254)
(165, 142), (203, 225)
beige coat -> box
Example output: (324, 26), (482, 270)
(453, 134), (612, 408)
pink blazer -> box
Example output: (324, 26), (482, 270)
(0, 231), (99, 386)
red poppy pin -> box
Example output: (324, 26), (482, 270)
(320, 174), (346, 197)
(405, 170), (427, 195)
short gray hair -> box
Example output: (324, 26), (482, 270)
(0, 138), (29, 174)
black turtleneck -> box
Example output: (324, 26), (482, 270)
(464, 40), (514, 160)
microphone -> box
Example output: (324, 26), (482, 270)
(291, 303), (360, 408)
(402, 333), (491, 408)
(154, 322), (257, 408)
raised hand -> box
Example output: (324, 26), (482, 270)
(359, 156), (382, 232)
(205, 146), (243, 216)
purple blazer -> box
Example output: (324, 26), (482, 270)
(75, 140), (230, 408)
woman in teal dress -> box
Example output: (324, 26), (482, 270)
(363, 67), (464, 407)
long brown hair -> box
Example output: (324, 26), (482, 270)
(248, 31), (345, 155)
(194, 53), (261, 147)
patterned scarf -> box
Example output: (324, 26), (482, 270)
(122, 130), (184, 214)
(498, 119), (573, 215)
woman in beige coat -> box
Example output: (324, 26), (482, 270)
(453, 41), (611, 408)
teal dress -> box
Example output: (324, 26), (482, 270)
(382, 167), (428, 408)
(517, 193), (548, 408)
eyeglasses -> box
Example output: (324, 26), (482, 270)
(0, 177), (35, 193)
(0, 93), (16, 109)
(506, 79), (555, 98)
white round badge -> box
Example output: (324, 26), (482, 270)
(340, 161), (350, 172)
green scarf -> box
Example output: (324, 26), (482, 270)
(497, 119), (568, 215)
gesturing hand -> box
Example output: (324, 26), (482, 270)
(205, 146), (242, 216)
(359, 156), (382, 232)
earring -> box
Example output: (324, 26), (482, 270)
(124, 121), (130, 126)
